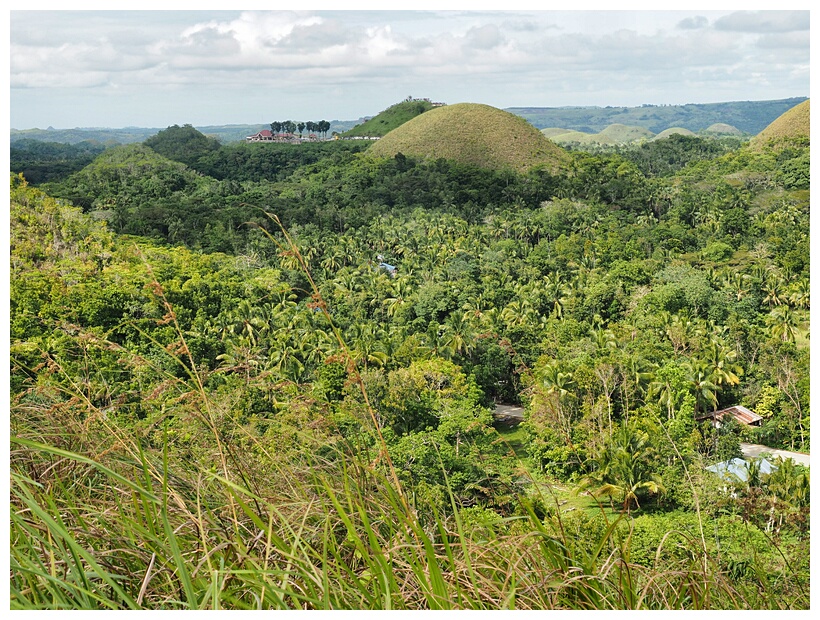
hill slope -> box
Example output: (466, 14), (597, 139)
(341, 100), (438, 138)
(652, 127), (696, 140)
(368, 103), (569, 173)
(702, 123), (744, 136)
(750, 99), (810, 151)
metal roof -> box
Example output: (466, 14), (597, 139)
(696, 405), (763, 426)
(706, 457), (776, 483)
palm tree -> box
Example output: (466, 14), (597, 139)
(767, 305), (799, 343)
(346, 323), (388, 370)
(499, 298), (535, 328)
(722, 271), (751, 302)
(536, 360), (576, 441)
(228, 300), (271, 347)
(590, 325), (617, 353)
(766, 457), (810, 509)
(268, 343), (306, 383)
(683, 357), (719, 418)
(543, 274), (569, 319)
(440, 311), (477, 360)
(701, 340), (742, 388)
(581, 422), (665, 514)
(788, 278), (810, 310)
(762, 275), (786, 309)
(620, 355), (656, 415)
(382, 280), (411, 318)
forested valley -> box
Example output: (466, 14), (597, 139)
(9, 113), (810, 609)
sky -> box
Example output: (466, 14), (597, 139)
(7, 3), (812, 130)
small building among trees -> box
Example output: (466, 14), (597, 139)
(696, 405), (763, 428)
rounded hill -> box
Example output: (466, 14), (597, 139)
(541, 127), (571, 138)
(652, 127), (696, 140)
(367, 103), (569, 173)
(597, 124), (654, 143)
(547, 124), (653, 146)
(750, 99), (809, 151)
(702, 123), (743, 136)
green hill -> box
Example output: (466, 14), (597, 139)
(598, 124), (655, 143)
(550, 131), (599, 145)
(541, 127), (571, 138)
(367, 103), (569, 173)
(144, 124), (221, 168)
(44, 143), (210, 213)
(341, 99), (438, 138)
(549, 124), (654, 146)
(750, 99), (810, 151)
(701, 123), (744, 137)
(652, 127), (696, 140)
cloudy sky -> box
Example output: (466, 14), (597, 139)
(8, 4), (811, 129)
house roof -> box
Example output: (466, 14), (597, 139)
(696, 405), (763, 426)
(706, 457), (776, 483)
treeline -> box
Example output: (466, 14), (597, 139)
(10, 138), (109, 184)
(270, 119), (331, 138)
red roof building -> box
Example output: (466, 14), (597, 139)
(246, 129), (274, 141)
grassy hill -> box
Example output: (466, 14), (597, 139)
(598, 124), (654, 143)
(702, 123), (744, 136)
(367, 103), (569, 173)
(548, 130), (600, 145)
(652, 127), (696, 140)
(341, 99), (438, 138)
(750, 99), (810, 151)
(540, 127), (571, 138)
(548, 124), (655, 146)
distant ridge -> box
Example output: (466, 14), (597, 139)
(507, 97), (807, 134)
(367, 103), (569, 173)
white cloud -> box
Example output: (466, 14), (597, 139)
(714, 11), (809, 33)
(677, 16), (709, 30)
(9, 9), (811, 128)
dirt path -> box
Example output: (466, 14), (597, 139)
(741, 443), (810, 467)
(493, 404), (524, 424)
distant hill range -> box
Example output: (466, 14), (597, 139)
(545, 121), (746, 147)
(9, 121), (360, 146)
(10, 97), (807, 146)
(506, 97), (807, 135)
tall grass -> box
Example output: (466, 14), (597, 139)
(13, 427), (781, 610)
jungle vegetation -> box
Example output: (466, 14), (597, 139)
(9, 102), (810, 609)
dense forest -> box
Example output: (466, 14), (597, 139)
(9, 105), (810, 609)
